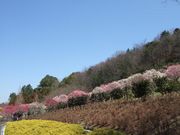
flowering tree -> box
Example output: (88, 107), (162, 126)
(68, 90), (89, 99)
(165, 64), (180, 79)
(91, 68), (167, 101)
(143, 69), (166, 81)
(53, 94), (68, 103)
(45, 99), (58, 108)
(2, 106), (16, 115)
(92, 87), (104, 94)
(68, 90), (89, 107)
(18, 104), (29, 112)
(29, 102), (46, 115)
(2, 104), (29, 116)
(101, 82), (121, 93)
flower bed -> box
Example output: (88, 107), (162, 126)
(5, 120), (85, 135)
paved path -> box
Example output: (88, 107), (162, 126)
(0, 123), (5, 135)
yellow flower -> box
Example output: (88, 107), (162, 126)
(5, 120), (85, 135)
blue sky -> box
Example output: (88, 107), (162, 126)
(0, 0), (180, 103)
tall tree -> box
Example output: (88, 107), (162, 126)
(36, 75), (59, 101)
(39, 75), (59, 88)
(21, 84), (34, 103)
(9, 92), (17, 105)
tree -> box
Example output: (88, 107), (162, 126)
(39, 75), (59, 88)
(9, 93), (17, 105)
(21, 84), (34, 103)
(36, 75), (60, 101)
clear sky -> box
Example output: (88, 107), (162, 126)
(0, 0), (180, 103)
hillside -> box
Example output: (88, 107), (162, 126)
(1, 63), (179, 134)
(8, 28), (180, 104)
(2, 58), (180, 135)
(30, 93), (180, 135)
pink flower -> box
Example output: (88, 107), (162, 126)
(18, 104), (29, 112)
(100, 81), (121, 93)
(165, 64), (180, 79)
(68, 90), (88, 99)
(45, 99), (58, 107)
(53, 94), (68, 103)
(2, 104), (29, 115)
(3, 105), (17, 115)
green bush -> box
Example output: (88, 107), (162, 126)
(132, 80), (155, 98)
(154, 77), (180, 93)
(68, 96), (88, 107)
(154, 77), (169, 93)
(110, 88), (124, 100)
(110, 87), (134, 100)
(56, 102), (68, 109)
(88, 128), (126, 135)
(122, 87), (134, 99)
(165, 80), (180, 93)
(90, 93), (111, 102)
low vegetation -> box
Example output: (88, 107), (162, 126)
(88, 128), (125, 135)
(5, 120), (125, 135)
(5, 120), (85, 135)
(30, 93), (180, 135)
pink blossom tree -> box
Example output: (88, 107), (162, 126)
(68, 90), (89, 99)
(45, 99), (58, 108)
(165, 64), (180, 79)
(2, 104), (29, 116)
(53, 94), (68, 103)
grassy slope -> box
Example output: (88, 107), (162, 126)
(30, 93), (180, 135)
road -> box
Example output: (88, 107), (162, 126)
(0, 123), (5, 135)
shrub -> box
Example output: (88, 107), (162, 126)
(165, 80), (180, 93)
(143, 69), (166, 81)
(100, 82), (121, 93)
(53, 94), (68, 103)
(90, 92), (111, 102)
(56, 102), (68, 109)
(68, 96), (88, 107)
(165, 64), (180, 79)
(68, 90), (89, 99)
(18, 104), (29, 113)
(45, 99), (58, 111)
(122, 87), (134, 99)
(92, 87), (104, 94)
(132, 80), (154, 98)
(88, 128), (126, 135)
(68, 90), (89, 107)
(3, 104), (29, 116)
(154, 77), (180, 93)
(91, 69), (166, 100)
(28, 102), (46, 116)
(110, 87), (134, 100)
(154, 77), (169, 93)
(110, 88), (124, 100)
(5, 120), (85, 135)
